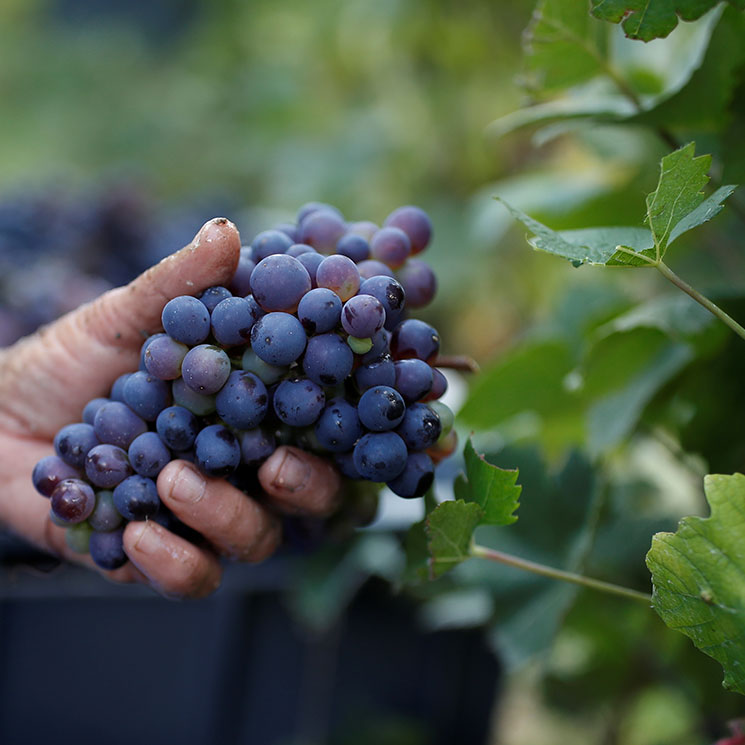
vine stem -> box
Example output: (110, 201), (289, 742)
(656, 261), (745, 342)
(470, 543), (651, 604)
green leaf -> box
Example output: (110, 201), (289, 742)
(499, 143), (736, 268)
(631, 7), (745, 130)
(645, 142), (711, 258)
(647, 473), (745, 694)
(453, 438), (521, 526)
(425, 500), (483, 579)
(591, 0), (744, 41)
(523, 0), (610, 92)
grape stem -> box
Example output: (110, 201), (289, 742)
(470, 543), (651, 604)
(432, 355), (480, 373)
(656, 261), (745, 343)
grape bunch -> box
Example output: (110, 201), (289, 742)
(31, 202), (456, 571)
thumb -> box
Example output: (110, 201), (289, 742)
(0, 218), (240, 438)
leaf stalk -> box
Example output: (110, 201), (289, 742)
(470, 543), (651, 604)
(656, 261), (745, 343)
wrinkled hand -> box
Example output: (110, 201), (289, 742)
(0, 218), (341, 598)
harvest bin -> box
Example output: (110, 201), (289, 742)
(0, 533), (499, 745)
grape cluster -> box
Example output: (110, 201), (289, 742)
(32, 203), (456, 570)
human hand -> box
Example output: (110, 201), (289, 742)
(0, 218), (341, 598)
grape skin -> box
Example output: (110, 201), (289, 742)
(358, 385), (406, 431)
(302, 333), (354, 386)
(161, 296), (211, 346)
(51, 478), (96, 524)
(32, 455), (80, 497)
(353, 432), (408, 482)
(273, 378), (326, 427)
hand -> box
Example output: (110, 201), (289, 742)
(0, 218), (341, 598)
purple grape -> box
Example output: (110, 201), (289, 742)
(357, 260), (394, 279)
(360, 328), (392, 364)
(144, 335), (189, 380)
(423, 367), (448, 401)
(181, 344), (231, 394)
(354, 357), (396, 392)
(195, 424), (241, 477)
(215, 371), (269, 430)
(128, 432), (171, 478)
(370, 226), (411, 269)
(123, 371), (172, 421)
(336, 234), (370, 263)
(32, 455), (80, 498)
(53, 423), (99, 469)
(82, 398), (109, 426)
(250, 255), (312, 313)
(89, 528), (127, 570)
(297, 287), (342, 334)
(110, 373), (132, 403)
(391, 319), (440, 362)
(93, 401), (147, 449)
(273, 378), (325, 427)
(298, 210), (347, 252)
(297, 251), (325, 287)
(303, 333), (355, 386)
(139, 334), (167, 371)
(198, 285), (233, 313)
(335, 451), (362, 479)
(341, 294), (385, 338)
(383, 205), (432, 254)
(229, 253), (256, 296)
(88, 490), (123, 532)
(51, 479), (96, 524)
(396, 403), (441, 451)
(239, 429), (276, 466)
(346, 220), (378, 241)
(250, 312), (307, 367)
(251, 230), (293, 262)
(353, 432), (408, 482)
(297, 202), (344, 223)
(85, 444), (133, 488)
(394, 359), (433, 403)
(156, 405), (199, 451)
(397, 259), (436, 308)
(358, 385), (406, 431)
(161, 295), (211, 346)
(359, 275), (406, 324)
(275, 222), (299, 242)
(211, 296), (262, 346)
(113, 475), (160, 520)
(315, 398), (363, 453)
(386, 452), (434, 498)
(316, 255), (361, 302)
(286, 243), (316, 257)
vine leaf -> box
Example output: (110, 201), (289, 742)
(523, 0), (609, 92)
(498, 142), (736, 268)
(647, 473), (745, 695)
(423, 439), (522, 579)
(453, 438), (521, 526)
(591, 0), (744, 41)
(426, 501), (484, 580)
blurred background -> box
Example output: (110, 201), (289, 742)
(2, 0), (745, 743)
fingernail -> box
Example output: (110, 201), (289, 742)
(272, 450), (311, 493)
(130, 521), (162, 557)
(168, 464), (206, 504)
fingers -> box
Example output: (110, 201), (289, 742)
(157, 460), (281, 562)
(258, 446), (341, 515)
(123, 520), (222, 599)
(0, 218), (240, 438)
